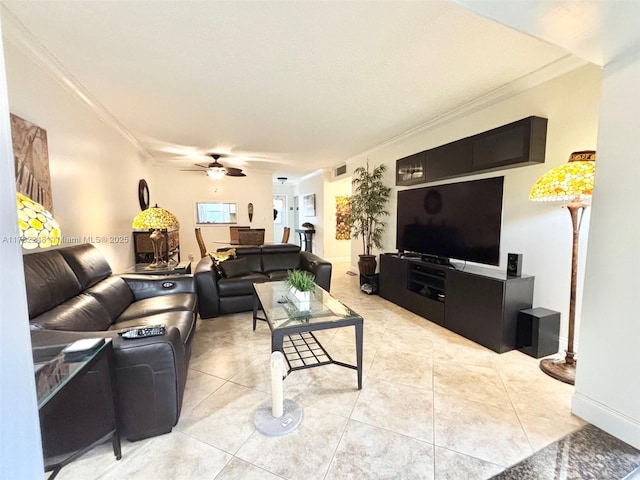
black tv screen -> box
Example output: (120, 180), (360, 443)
(396, 176), (504, 266)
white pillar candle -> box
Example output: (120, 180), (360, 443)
(270, 351), (286, 418)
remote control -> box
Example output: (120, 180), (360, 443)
(119, 324), (166, 339)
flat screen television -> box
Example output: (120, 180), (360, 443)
(396, 176), (504, 266)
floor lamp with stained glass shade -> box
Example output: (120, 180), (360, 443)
(16, 192), (61, 249)
(529, 150), (596, 385)
(132, 204), (180, 268)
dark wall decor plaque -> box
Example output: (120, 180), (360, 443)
(138, 179), (150, 210)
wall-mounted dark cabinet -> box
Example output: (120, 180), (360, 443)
(396, 151), (427, 186)
(396, 116), (547, 185)
(425, 137), (472, 181)
(471, 116), (547, 173)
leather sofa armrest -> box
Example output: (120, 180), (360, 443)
(194, 256), (221, 319)
(300, 251), (332, 292)
(112, 327), (186, 440)
(119, 274), (196, 301)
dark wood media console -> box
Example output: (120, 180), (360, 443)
(379, 253), (534, 353)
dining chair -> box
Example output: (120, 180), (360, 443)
(195, 227), (207, 258)
(238, 228), (265, 245)
(229, 225), (250, 244)
(281, 226), (291, 243)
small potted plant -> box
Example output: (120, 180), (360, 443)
(347, 160), (391, 275)
(285, 269), (316, 308)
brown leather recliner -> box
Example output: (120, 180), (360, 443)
(23, 243), (198, 441)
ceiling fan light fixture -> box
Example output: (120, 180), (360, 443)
(207, 167), (226, 180)
(277, 177), (288, 184)
(180, 152), (246, 179)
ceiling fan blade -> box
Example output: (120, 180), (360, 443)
(225, 167), (246, 177)
(180, 168), (206, 171)
(194, 163), (210, 169)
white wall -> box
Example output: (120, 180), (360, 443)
(152, 166), (274, 260)
(322, 175), (352, 263)
(296, 171), (325, 256)
(1, 22), (158, 477)
(348, 64), (602, 352)
(572, 54), (640, 448)
(4, 40), (154, 273)
(0, 24), (44, 480)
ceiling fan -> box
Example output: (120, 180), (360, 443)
(180, 154), (246, 179)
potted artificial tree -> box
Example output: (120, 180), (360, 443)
(348, 161), (391, 275)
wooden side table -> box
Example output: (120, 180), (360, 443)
(33, 339), (121, 479)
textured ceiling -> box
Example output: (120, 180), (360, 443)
(454, 0), (640, 67)
(2, 1), (575, 181)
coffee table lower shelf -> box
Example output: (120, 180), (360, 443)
(282, 332), (359, 376)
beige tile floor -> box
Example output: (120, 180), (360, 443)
(54, 263), (584, 480)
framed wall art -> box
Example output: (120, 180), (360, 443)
(396, 152), (426, 186)
(11, 113), (54, 212)
(302, 193), (316, 217)
(335, 195), (350, 240)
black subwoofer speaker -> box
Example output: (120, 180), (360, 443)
(517, 307), (560, 358)
(507, 253), (523, 277)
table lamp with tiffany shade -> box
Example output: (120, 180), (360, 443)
(16, 192), (61, 249)
(529, 150), (596, 385)
(132, 204), (180, 268)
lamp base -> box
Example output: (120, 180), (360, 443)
(539, 358), (576, 385)
(149, 260), (168, 269)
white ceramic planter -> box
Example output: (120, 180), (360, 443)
(289, 288), (312, 311)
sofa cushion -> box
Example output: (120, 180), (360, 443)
(220, 246), (262, 273)
(209, 248), (236, 278)
(116, 293), (198, 323)
(30, 293), (113, 331)
(23, 250), (82, 318)
(266, 270), (289, 282)
(220, 257), (251, 278)
(58, 243), (112, 289)
(86, 276), (134, 321)
(262, 253), (301, 273)
(110, 310), (195, 346)
(261, 244), (302, 273)
(218, 273), (269, 297)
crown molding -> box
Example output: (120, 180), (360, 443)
(1, 6), (156, 162)
(1, 5), (589, 174)
(341, 54), (590, 167)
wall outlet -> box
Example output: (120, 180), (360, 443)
(188, 253), (194, 261)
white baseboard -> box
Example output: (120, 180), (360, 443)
(572, 392), (640, 449)
(555, 335), (579, 356)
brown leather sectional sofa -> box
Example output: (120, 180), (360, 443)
(194, 243), (332, 318)
(23, 243), (198, 441)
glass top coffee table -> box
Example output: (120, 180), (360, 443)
(253, 281), (363, 389)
